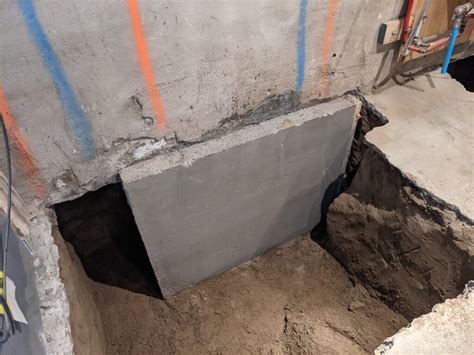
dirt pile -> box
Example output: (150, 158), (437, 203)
(327, 147), (474, 320)
(90, 235), (405, 354)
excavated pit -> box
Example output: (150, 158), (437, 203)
(326, 146), (473, 319)
(323, 100), (474, 321)
(52, 101), (471, 354)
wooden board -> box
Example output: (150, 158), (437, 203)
(401, 0), (473, 61)
(378, 18), (406, 45)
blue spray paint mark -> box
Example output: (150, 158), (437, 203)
(296, 0), (308, 93)
(18, 0), (96, 159)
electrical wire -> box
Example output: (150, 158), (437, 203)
(0, 113), (13, 342)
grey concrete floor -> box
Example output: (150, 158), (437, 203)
(366, 71), (474, 221)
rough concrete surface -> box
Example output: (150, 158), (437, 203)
(376, 281), (474, 355)
(1, 0), (472, 202)
(366, 71), (474, 220)
(89, 234), (407, 354)
(121, 97), (359, 296)
(27, 211), (74, 354)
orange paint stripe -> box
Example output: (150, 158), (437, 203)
(0, 87), (47, 198)
(319, 0), (338, 99)
(128, 0), (167, 129)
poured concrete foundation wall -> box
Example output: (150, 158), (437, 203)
(121, 97), (359, 296)
(1, 0), (472, 202)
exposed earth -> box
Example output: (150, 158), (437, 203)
(83, 235), (407, 354)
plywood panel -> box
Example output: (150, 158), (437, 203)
(402, 0), (473, 61)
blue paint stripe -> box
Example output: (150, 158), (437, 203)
(18, 0), (96, 159)
(296, 0), (308, 93)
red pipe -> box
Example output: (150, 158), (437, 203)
(428, 36), (451, 50)
(402, 0), (415, 44)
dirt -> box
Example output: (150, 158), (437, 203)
(85, 235), (406, 354)
(53, 226), (107, 355)
(327, 146), (474, 320)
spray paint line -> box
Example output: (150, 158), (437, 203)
(0, 87), (47, 198)
(17, 0), (96, 159)
(296, 0), (308, 94)
(127, 0), (167, 130)
(319, 0), (338, 99)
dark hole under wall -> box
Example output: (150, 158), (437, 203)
(311, 96), (388, 250)
(448, 56), (474, 92)
(54, 183), (162, 298)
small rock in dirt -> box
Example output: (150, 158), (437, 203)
(348, 300), (365, 312)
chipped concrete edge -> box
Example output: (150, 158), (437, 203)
(375, 281), (474, 354)
(28, 208), (74, 354)
(361, 101), (473, 226)
(120, 96), (360, 184)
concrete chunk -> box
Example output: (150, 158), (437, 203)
(376, 282), (474, 355)
(121, 97), (360, 297)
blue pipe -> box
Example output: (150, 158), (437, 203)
(441, 25), (460, 74)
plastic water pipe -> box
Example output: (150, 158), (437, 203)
(441, 3), (472, 74)
(441, 20), (461, 74)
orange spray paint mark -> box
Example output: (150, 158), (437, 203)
(319, 0), (338, 99)
(127, 0), (167, 129)
(0, 87), (47, 198)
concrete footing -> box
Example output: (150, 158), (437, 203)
(121, 97), (360, 296)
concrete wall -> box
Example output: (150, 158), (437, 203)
(1, 0), (472, 202)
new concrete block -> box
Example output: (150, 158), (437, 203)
(121, 97), (360, 297)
